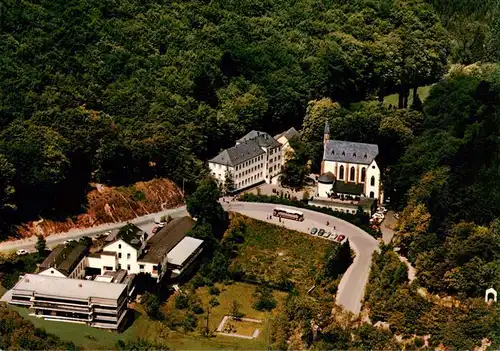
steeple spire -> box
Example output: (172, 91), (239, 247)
(323, 120), (330, 144)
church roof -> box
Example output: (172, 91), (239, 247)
(323, 140), (378, 165)
(209, 139), (265, 167)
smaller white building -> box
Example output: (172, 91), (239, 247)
(274, 127), (299, 162)
(86, 217), (203, 282)
(38, 243), (88, 279)
(208, 130), (283, 192)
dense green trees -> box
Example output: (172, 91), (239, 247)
(0, 305), (77, 350)
(0, 0), (450, 238)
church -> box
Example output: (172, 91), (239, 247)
(317, 121), (382, 203)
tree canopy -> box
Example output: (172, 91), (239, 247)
(0, 0), (451, 237)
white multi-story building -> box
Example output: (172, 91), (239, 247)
(86, 217), (203, 282)
(209, 130), (283, 192)
(10, 274), (129, 330)
(318, 121), (382, 202)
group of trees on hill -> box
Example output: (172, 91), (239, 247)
(0, 0), (453, 236)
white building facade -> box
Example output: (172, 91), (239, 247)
(208, 131), (283, 192)
(319, 121), (382, 202)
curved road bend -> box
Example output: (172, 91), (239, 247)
(221, 201), (379, 315)
(0, 200), (377, 315)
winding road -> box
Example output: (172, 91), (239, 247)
(0, 200), (378, 315)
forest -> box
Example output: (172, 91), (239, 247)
(0, 0), (471, 235)
(1, 0), (500, 303)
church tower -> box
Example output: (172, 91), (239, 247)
(321, 120), (330, 174)
(324, 120), (330, 144)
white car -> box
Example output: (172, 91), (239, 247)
(372, 212), (385, 220)
(63, 239), (76, 245)
(16, 249), (28, 256)
(377, 206), (388, 214)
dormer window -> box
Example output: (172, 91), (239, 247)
(331, 150), (335, 155)
(364, 154), (367, 158)
(353, 152), (356, 157)
(342, 151), (345, 156)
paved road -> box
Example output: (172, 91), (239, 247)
(0, 200), (378, 315)
(0, 206), (189, 253)
(221, 201), (379, 314)
(381, 210), (397, 244)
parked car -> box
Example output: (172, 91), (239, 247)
(377, 206), (388, 214)
(372, 212), (384, 219)
(324, 232), (331, 238)
(152, 226), (160, 234)
(63, 239), (75, 245)
(155, 221), (166, 228)
(336, 234), (345, 242)
(318, 229), (325, 236)
(16, 249), (28, 256)
(394, 213), (400, 219)
(310, 227), (318, 235)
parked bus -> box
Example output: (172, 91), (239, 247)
(273, 207), (304, 221)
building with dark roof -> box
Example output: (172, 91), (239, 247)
(86, 217), (203, 282)
(274, 127), (300, 162)
(209, 130), (284, 192)
(38, 243), (88, 279)
(317, 121), (383, 204)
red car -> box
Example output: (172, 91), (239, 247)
(336, 234), (345, 242)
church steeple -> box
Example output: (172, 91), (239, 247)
(324, 120), (330, 144)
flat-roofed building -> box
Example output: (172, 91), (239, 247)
(166, 236), (204, 278)
(38, 243), (88, 279)
(138, 216), (202, 281)
(9, 274), (128, 330)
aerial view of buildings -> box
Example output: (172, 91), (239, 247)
(0, 0), (499, 350)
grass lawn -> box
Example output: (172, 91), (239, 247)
(9, 282), (282, 350)
(383, 85), (432, 107)
(162, 282), (286, 349)
(229, 214), (333, 293)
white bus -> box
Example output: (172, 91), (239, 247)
(273, 207), (304, 221)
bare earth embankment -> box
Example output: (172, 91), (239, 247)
(13, 178), (183, 240)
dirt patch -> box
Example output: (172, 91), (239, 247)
(13, 178), (184, 240)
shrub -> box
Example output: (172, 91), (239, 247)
(175, 293), (189, 310)
(191, 304), (204, 314)
(414, 337), (425, 348)
(252, 285), (277, 311)
(183, 313), (198, 332)
(208, 286), (220, 295)
(191, 275), (206, 288)
(209, 297), (220, 307)
(142, 292), (163, 320)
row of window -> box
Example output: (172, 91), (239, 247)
(236, 163), (264, 178)
(117, 252), (131, 259)
(336, 166), (376, 186)
(236, 155), (264, 170)
(269, 155), (281, 164)
(237, 173), (263, 188)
